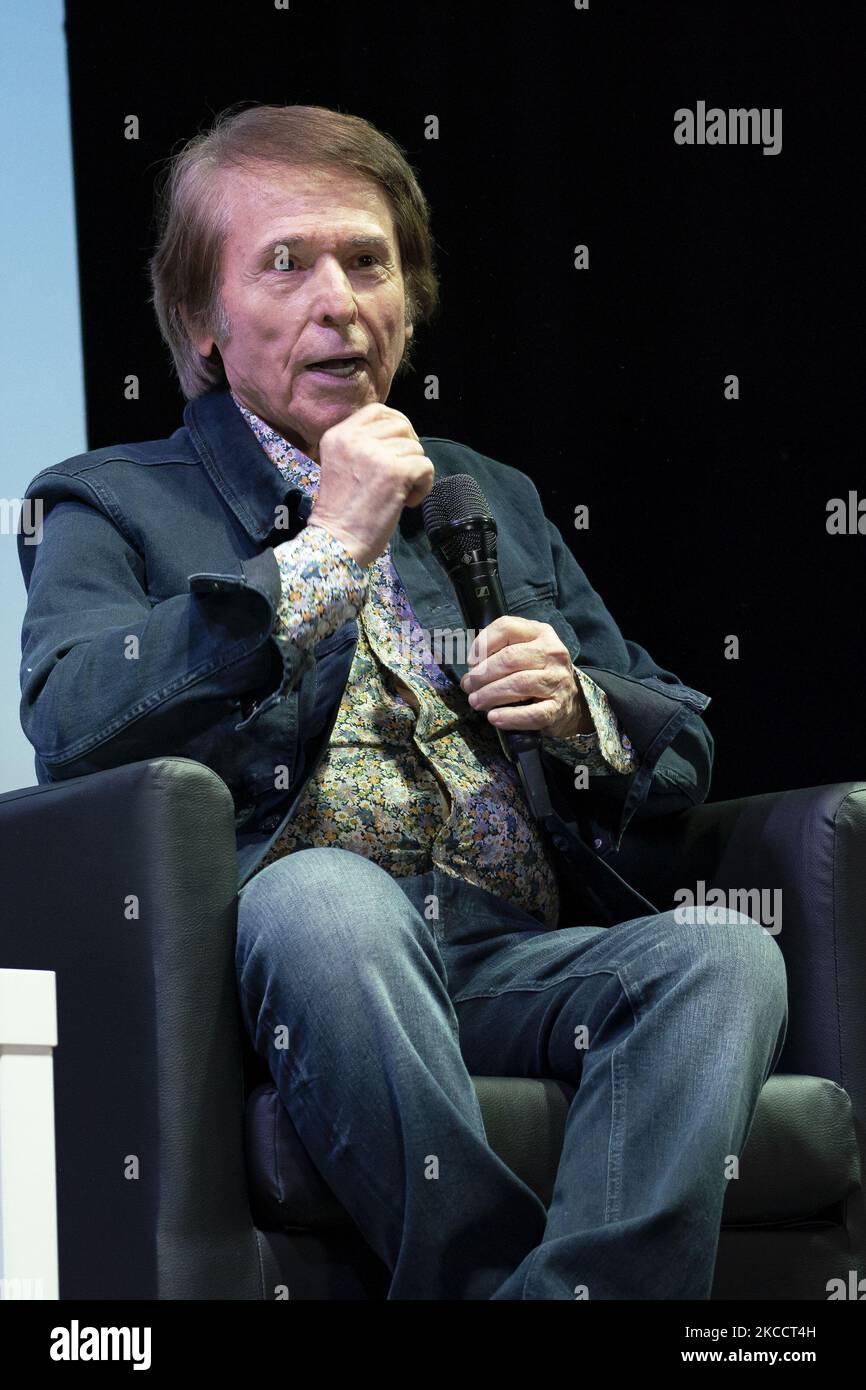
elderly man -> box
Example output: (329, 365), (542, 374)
(17, 102), (787, 1301)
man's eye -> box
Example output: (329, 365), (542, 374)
(272, 254), (381, 273)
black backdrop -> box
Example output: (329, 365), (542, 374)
(64, 0), (864, 803)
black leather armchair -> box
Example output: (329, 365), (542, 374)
(1, 756), (863, 1299)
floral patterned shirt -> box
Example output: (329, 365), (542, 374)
(234, 395), (636, 926)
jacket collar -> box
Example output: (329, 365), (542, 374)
(184, 388), (311, 544)
(183, 387), (430, 546)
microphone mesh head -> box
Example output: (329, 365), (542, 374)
(421, 474), (497, 564)
(421, 474), (493, 532)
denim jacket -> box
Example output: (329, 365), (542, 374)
(17, 388), (713, 924)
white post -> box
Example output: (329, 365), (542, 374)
(0, 968), (59, 1300)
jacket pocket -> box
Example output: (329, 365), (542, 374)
(232, 693), (301, 799)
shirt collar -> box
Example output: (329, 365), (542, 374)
(230, 391), (320, 497)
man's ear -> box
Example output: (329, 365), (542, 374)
(404, 318), (414, 343)
(180, 303), (215, 358)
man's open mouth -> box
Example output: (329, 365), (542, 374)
(304, 357), (365, 378)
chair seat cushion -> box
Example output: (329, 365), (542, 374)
(244, 1071), (860, 1232)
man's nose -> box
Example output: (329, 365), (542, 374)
(308, 258), (357, 323)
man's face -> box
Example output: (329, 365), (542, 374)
(190, 162), (413, 459)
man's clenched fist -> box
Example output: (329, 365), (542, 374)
(306, 403), (434, 568)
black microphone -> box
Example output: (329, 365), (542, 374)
(421, 474), (553, 820)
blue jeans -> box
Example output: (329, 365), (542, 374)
(235, 847), (789, 1300)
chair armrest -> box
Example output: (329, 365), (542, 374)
(614, 782), (866, 1130)
(0, 756), (274, 1299)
